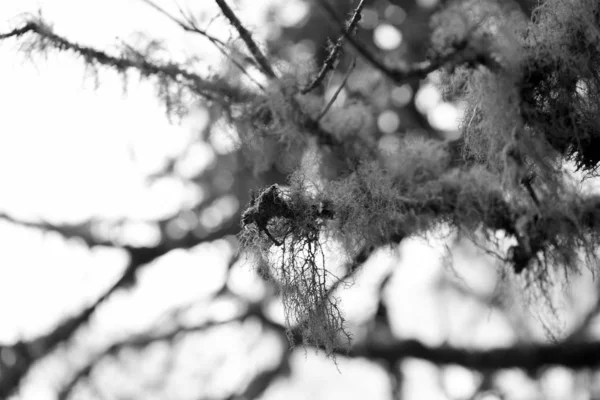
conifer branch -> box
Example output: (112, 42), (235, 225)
(302, 0), (365, 94)
(214, 0), (277, 79)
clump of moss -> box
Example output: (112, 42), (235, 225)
(324, 140), (507, 254)
(521, 0), (600, 173)
(459, 0), (600, 177)
(239, 178), (350, 355)
(233, 88), (309, 174)
(239, 0), (600, 352)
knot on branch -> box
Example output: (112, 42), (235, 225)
(241, 184), (334, 246)
(242, 184), (294, 245)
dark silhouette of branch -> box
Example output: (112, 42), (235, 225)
(0, 21), (247, 102)
(302, 0), (365, 93)
(258, 299), (600, 372)
(243, 297), (600, 373)
(0, 213), (112, 247)
(349, 338), (600, 371)
(229, 350), (290, 400)
(0, 22), (36, 39)
(214, 0), (276, 79)
(0, 217), (240, 399)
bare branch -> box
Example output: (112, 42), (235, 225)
(0, 22), (37, 40)
(317, 57), (356, 121)
(231, 352), (290, 400)
(0, 216), (240, 399)
(349, 338), (600, 371)
(213, 0), (276, 79)
(254, 291), (600, 372)
(317, 0), (491, 85)
(140, 0), (229, 48)
(302, 0), (365, 94)
(140, 0), (266, 91)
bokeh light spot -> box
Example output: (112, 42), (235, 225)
(428, 102), (460, 133)
(385, 5), (407, 25)
(415, 83), (441, 114)
(417, 0), (439, 9)
(374, 24), (403, 50)
(391, 84), (413, 107)
(277, 1), (310, 27)
(377, 110), (401, 134)
(359, 8), (379, 29)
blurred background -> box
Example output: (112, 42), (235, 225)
(0, 0), (599, 399)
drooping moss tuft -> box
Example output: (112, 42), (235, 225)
(239, 179), (350, 356)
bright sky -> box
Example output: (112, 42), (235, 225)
(0, 1), (585, 399)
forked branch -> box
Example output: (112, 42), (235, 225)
(302, 0), (365, 93)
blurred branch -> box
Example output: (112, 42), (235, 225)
(229, 349), (290, 400)
(302, 0), (365, 94)
(0, 20), (247, 102)
(58, 317), (241, 400)
(0, 213), (112, 247)
(213, 0), (276, 79)
(0, 216), (240, 399)
(348, 338), (600, 371)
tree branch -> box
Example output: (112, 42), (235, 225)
(0, 216), (240, 398)
(213, 0), (276, 79)
(317, 0), (492, 85)
(58, 318), (239, 400)
(316, 57), (356, 120)
(251, 296), (600, 372)
(349, 338), (600, 371)
(140, 0), (266, 91)
(302, 0), (365, 93)
(0, 20), (247, 102)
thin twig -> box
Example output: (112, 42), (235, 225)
(317, 0), (483, 84)
(214, 0), (276, 79)
(317, 57), (356, 121)
(302, 0), (365, 93)
(140, 0), (266, 91)
(141, 0), (228, 48)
